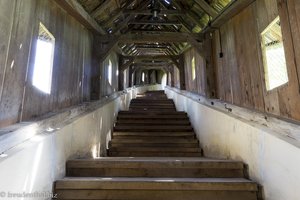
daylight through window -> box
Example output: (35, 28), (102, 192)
(191, 57), (196, 80)
(142, 72), (145, 82)
(32, 23), (55, 94)
(108, 60), (112, 85)
(261, 16), (288, 91)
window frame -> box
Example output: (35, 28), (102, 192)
(32, 22), (55, 94)
(260, 16), (289, 93)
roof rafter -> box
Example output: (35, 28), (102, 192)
(54, 0), (106, 34)
(193, 0), (218, 18)
(91, 0), (113, 18)
(102, 0), (136, 27)
(128, 20), (182, 26)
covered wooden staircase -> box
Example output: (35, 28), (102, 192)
(54, 91), (259, 200)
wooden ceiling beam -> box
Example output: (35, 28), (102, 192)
(128, 20), (182, 26)
(127, 45), (138, 55)
(123, 43), (135, 54)
(91, 0), (112, 18)
(172, 0), (197, 33)
(174, 0), (206, 28)
(185, 11), (206, 29)
(123, 9), (186, 16)
(102, 0), (136, 27)
(116, 32), (203, 43)
(113, 15), (133, 34)
(123, 55), (177, 60)
(193, 0), (218, 18)
(113, 0), (151, 34)
(134, 62), (171, 66)
(135, 44), (169, 48)
(176, 17), (193, 33)
(209, 0), (255, 28)
(120, 57), (135, 71)
(54, 0), (106, 34)
(169, 43), (181, 54)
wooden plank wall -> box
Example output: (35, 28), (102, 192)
(0, 0), (93, 128)
(212, 0), (300, 121)
(184, 48), (206, 95)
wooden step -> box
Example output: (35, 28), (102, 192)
(131, 99), (173, 103)
(117, 115), (189, 120)
(129, 106), (176, 110)
(118, 111), (187, 115)
(109, 147), (201, 153)
(130, 102), (174, 105)
(108, 151), (203, 157)
(136, 96), (168, 101)
(116, 119), (190, 125)
(66, 157), (245, 178)
(113, 132), (194, 137)
(55, 177), (258, 200)
(129, 106), (176, 109)
(114, 126), (193, 132)
(108, 147), (202, 157)
(129, 108), (176, 112)
(137, 95), (167, 98)
(112, 135), (196, 140)
(110, 138), (199, 144)
(109, 141), (198, 148)
(145, 90), (165, 93)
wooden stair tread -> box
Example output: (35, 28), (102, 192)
(110, 138), (198, 143)
(67, 158), (244, 169)
(55, 177), (257, 191)
(116, 121), (190, 125)
(109, 147), (202, 152)
(118, 111), (187, 115)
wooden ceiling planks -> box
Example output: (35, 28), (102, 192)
(75, 0), (235, 57)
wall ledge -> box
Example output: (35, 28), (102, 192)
(165, 86), (300, 149)
(0, 84), (159, 154)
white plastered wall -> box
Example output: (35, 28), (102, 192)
(165, 87), (300, 200)
(0, 84), (161, 200)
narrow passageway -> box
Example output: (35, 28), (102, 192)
(1, 0), (300, 199)
(54, 90), (259, 200)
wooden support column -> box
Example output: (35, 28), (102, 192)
(203, 33), (216, 98)
(168, 65), (175, 87)
(178, 54), (186, 90)
(147, 70), (151, 84)
(129, 65), (134, 87)
(169, 55), (186, 90)
(90, 37), (102, 100)
(137, 69), (143, 85)
(118, 55), (124, 91)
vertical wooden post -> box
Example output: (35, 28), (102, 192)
(129, 65), (134, 87)
(118, 55), (124, 91)
(147, 70), (151, 84)
(90, 37), (101, 100)
(204, 33), (216, 98)
(178, 54), (186, 90)
(169, 65), (175, 87)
